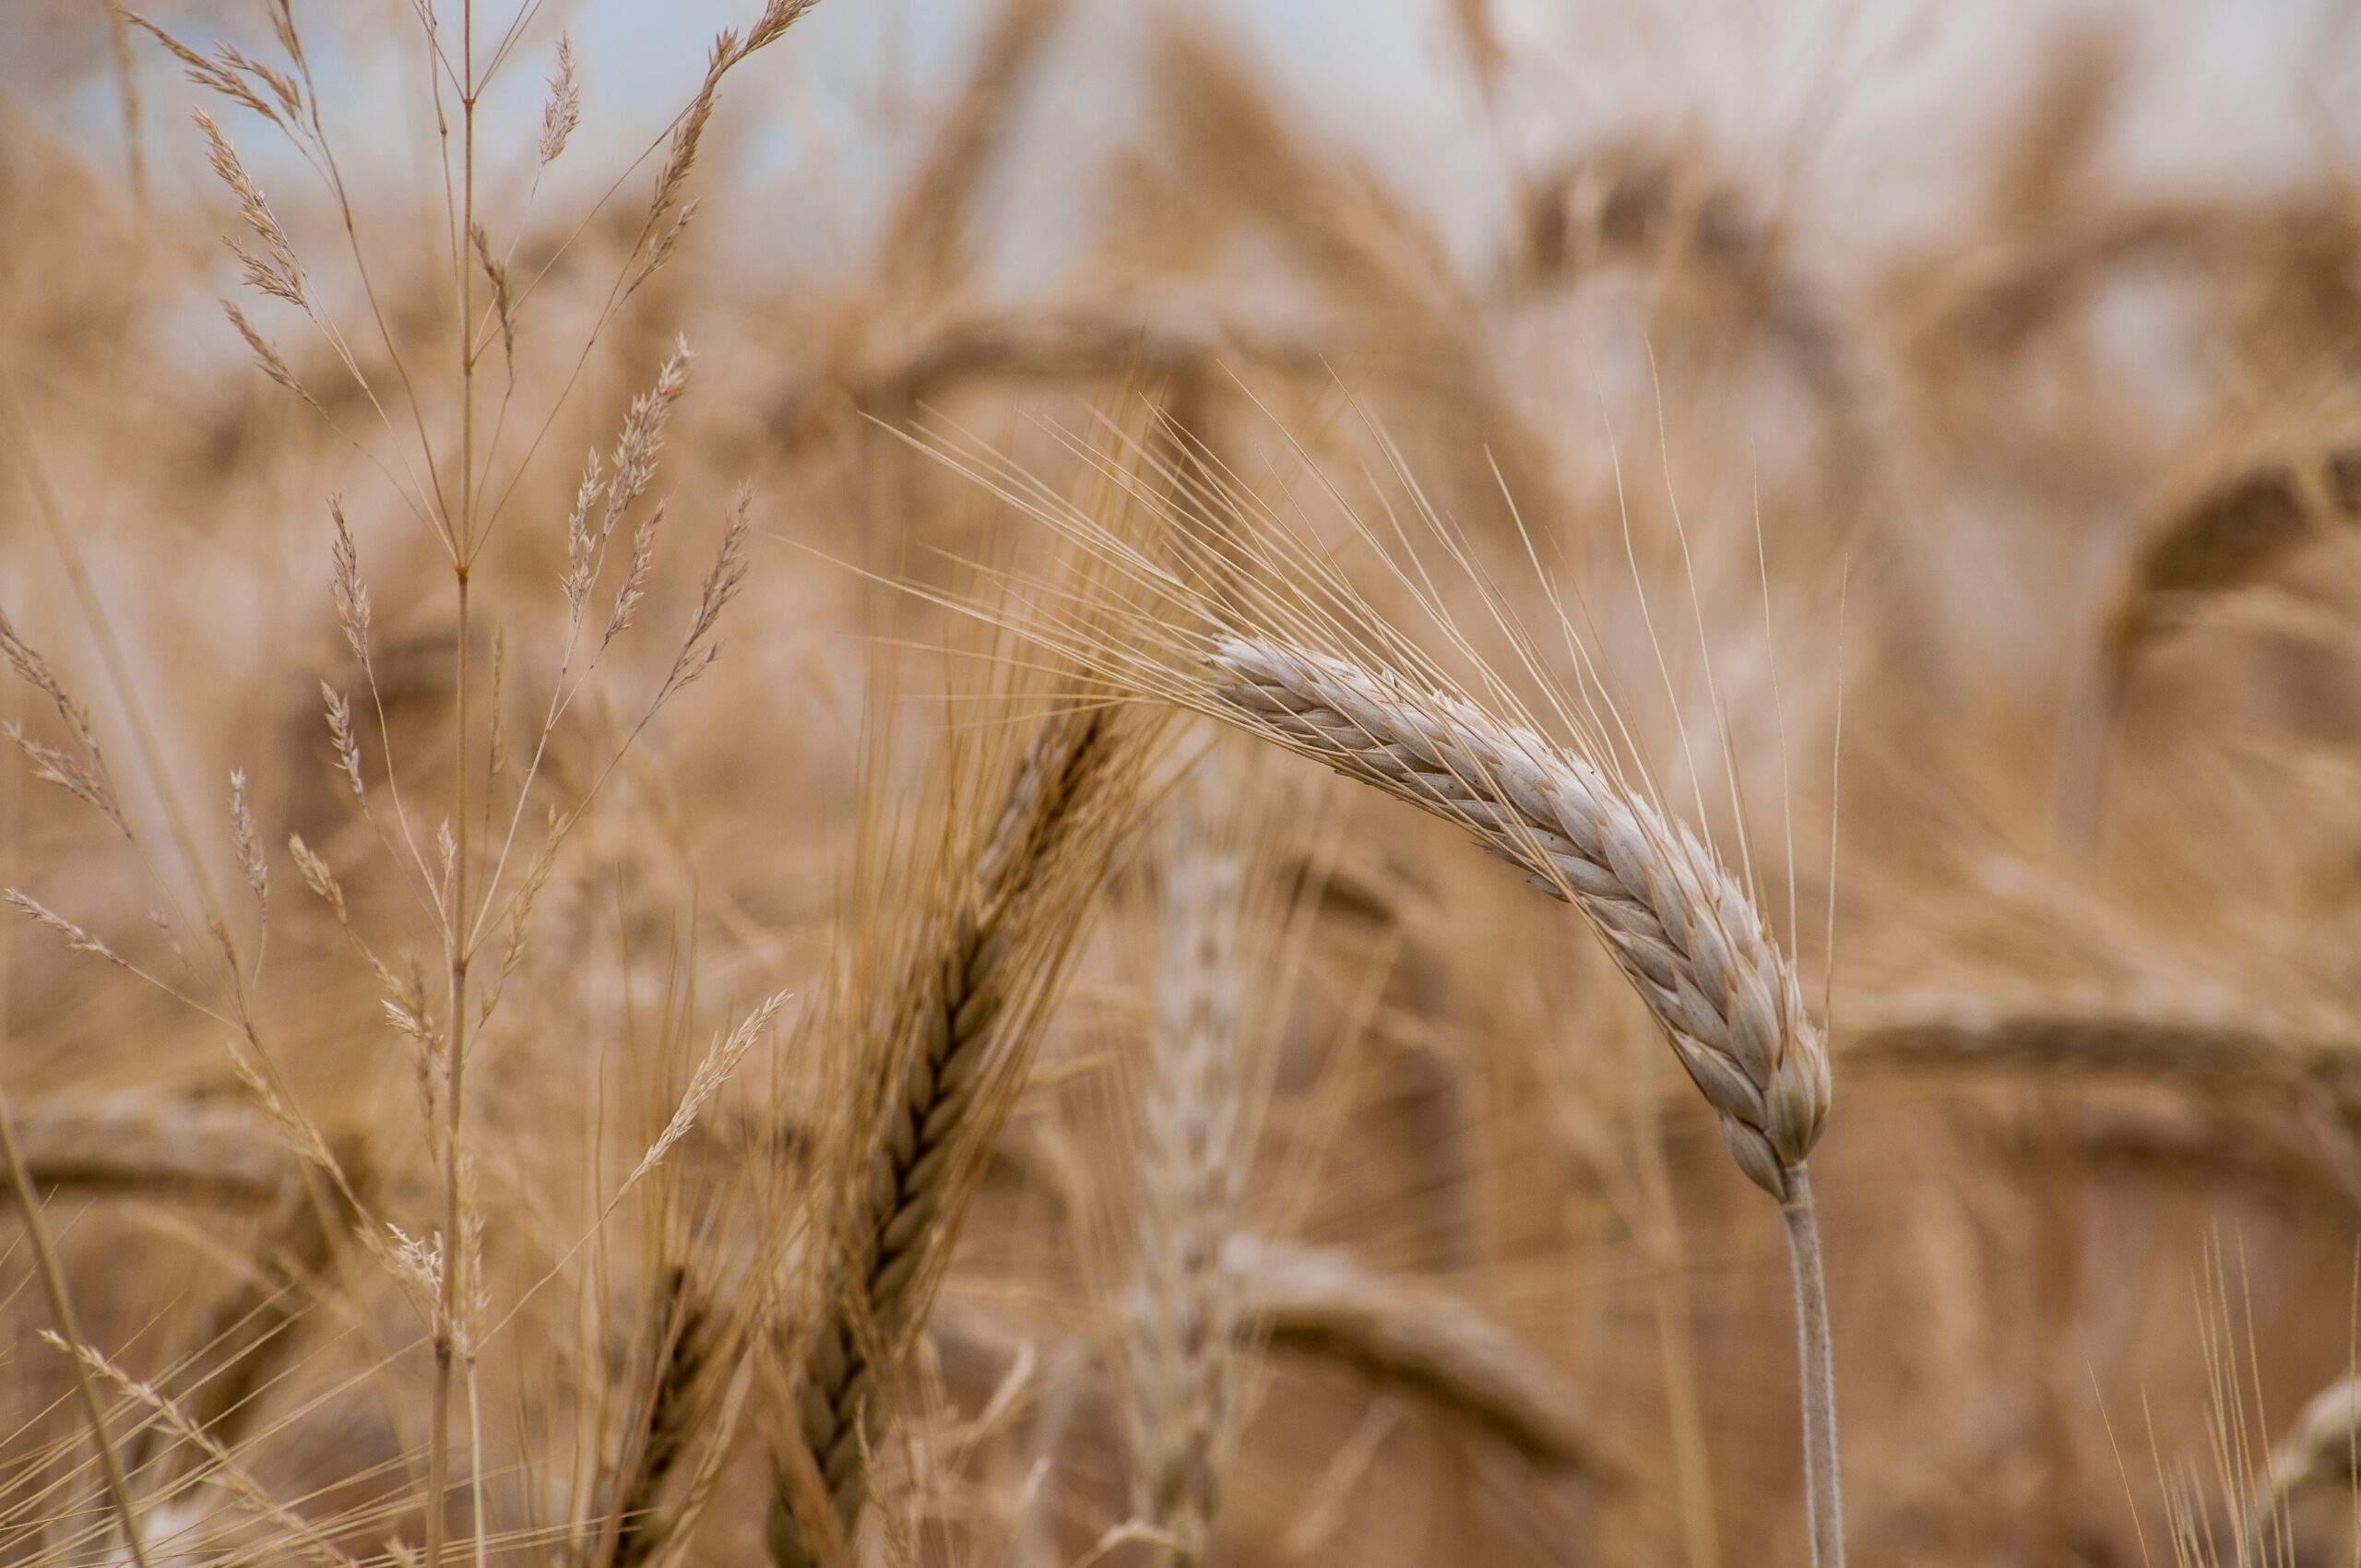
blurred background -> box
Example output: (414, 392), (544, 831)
(9, 1), (2361, 1564)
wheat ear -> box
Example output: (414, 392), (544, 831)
(1204, 636), (1842, 1565)
(770, 702), (1140, 1568)
(1840, 988), (2354, 1101)
(1228, 1236), (1620, 1479)
(918, 398), (1843, 1562)
(1121, 796), (1250, 1565)
(1210, 638), (1829, 1196)
(12, 1092), (285, 1201)
(600, 1265), (725, 1568)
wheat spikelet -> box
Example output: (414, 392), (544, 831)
(1228, 1236), (1619, 1479)
(769, 697), (1150, 1568)
(1210, 636), (1828, 1201)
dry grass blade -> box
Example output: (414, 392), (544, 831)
(1228, 1235), (1621, 1480)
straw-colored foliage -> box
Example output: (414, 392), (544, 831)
(7, 2), (2361, 1565)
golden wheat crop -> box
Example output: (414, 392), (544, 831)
(5, 2), (2361, 1565)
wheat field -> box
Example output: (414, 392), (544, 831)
(3, 1), (2360, 1564)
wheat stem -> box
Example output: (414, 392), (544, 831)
(428, 9), (481, 1562)
(1781, 1165), (1843, 1568)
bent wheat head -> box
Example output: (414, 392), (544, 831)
(1210, 636), (1829, 1199)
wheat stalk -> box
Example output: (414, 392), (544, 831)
(1840, 987), (2357, 1100)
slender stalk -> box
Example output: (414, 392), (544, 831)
(0, 1084), (151, 1568)
(1779, 1163), (1843, 1568)
(425, 564), (472, 1568)
(426, 11), (478, 1568)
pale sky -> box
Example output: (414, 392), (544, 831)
(19, 0), (2361, 302)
